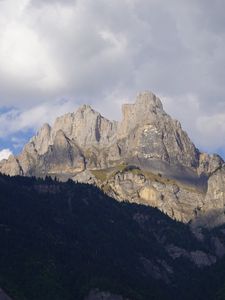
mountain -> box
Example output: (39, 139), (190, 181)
(0, 174), (225, 300)
(1, 91), (225, 226)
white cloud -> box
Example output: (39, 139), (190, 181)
(0, 149), (12, 161)
(0, 0), (225, 154)
(0, 0), (64, 96)
(196, 113), (225, 151)
(0, 99), (77, 138)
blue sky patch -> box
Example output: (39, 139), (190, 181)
(0, 128), (35, 155)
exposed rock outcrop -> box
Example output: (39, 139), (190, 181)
(117, 91), (199, 170)
(85, 290), (130, 300)
(192, 166), (225, 227)
(93, 167), (205, 223)
(1, 91), (225, 226)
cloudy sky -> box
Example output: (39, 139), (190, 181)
(0, 0), (225, 160)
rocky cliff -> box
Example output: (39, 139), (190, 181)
(1, 91), (225, 225)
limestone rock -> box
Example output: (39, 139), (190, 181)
(117, 91), (199, 172)
(204, 166), (225, 210)
(98, 168), (204, 223)
(192, 166), (225, 227)
(1, 91), (225, 226)
(38, 130), (86, 175)
(30, 123), (52, 155)
(52, 105), (118, 147)
(197, 153), (223, 176)
(117, 91), (164, 137)
(73, 170), (96, 184)
(0, 91), (199, 179)
(0, 155), (22, 176)
(139, 186), (160, 207)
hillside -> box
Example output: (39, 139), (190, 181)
(0, 174), (225, 299)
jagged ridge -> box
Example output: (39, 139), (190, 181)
(1, 91), (225, 225)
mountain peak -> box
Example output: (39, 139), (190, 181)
(118, 91), (165, 137)
(135, 91), (163, 112)
(30, 122), (52, 155)
(77, 104), (93, 112)
(76, 104), (100, 118)
(2, 91), (225, 226)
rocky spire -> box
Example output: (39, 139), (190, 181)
(118, 91), (165, 137)
(135, 91), (163, 112)
(30, 123), (52, 155)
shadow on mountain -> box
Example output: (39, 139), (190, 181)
(0, 174), (224, 300)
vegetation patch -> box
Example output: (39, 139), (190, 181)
(91, 169), (109, 182)
(92, 163), (204, 195)
(91, 163), (127, 182)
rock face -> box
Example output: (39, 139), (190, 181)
(192, 166), (225, 228)
(85, 290), (130, 300)
(1, 91), (225, 225)
(117, 92), (198, 170)
(98, 168), (204, 223)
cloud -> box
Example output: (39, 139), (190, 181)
(0, 0), (225, 154)
(196, 113), (225, 151)
(0, 149), (12, 161)
(30, 0), (75, 6)
(0, 99), (77, 138)
(161, 93), (224, 153)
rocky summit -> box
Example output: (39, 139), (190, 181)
(1, 91), (225, 226)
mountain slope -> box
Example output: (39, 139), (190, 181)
(1, 91), (225, 225)
(0, 174), (225, 300)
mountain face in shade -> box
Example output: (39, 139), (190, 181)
(1, 91), (225, 225)
(0, 174), (225, 300)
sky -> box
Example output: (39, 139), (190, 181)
(0, 0), (225, 160)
